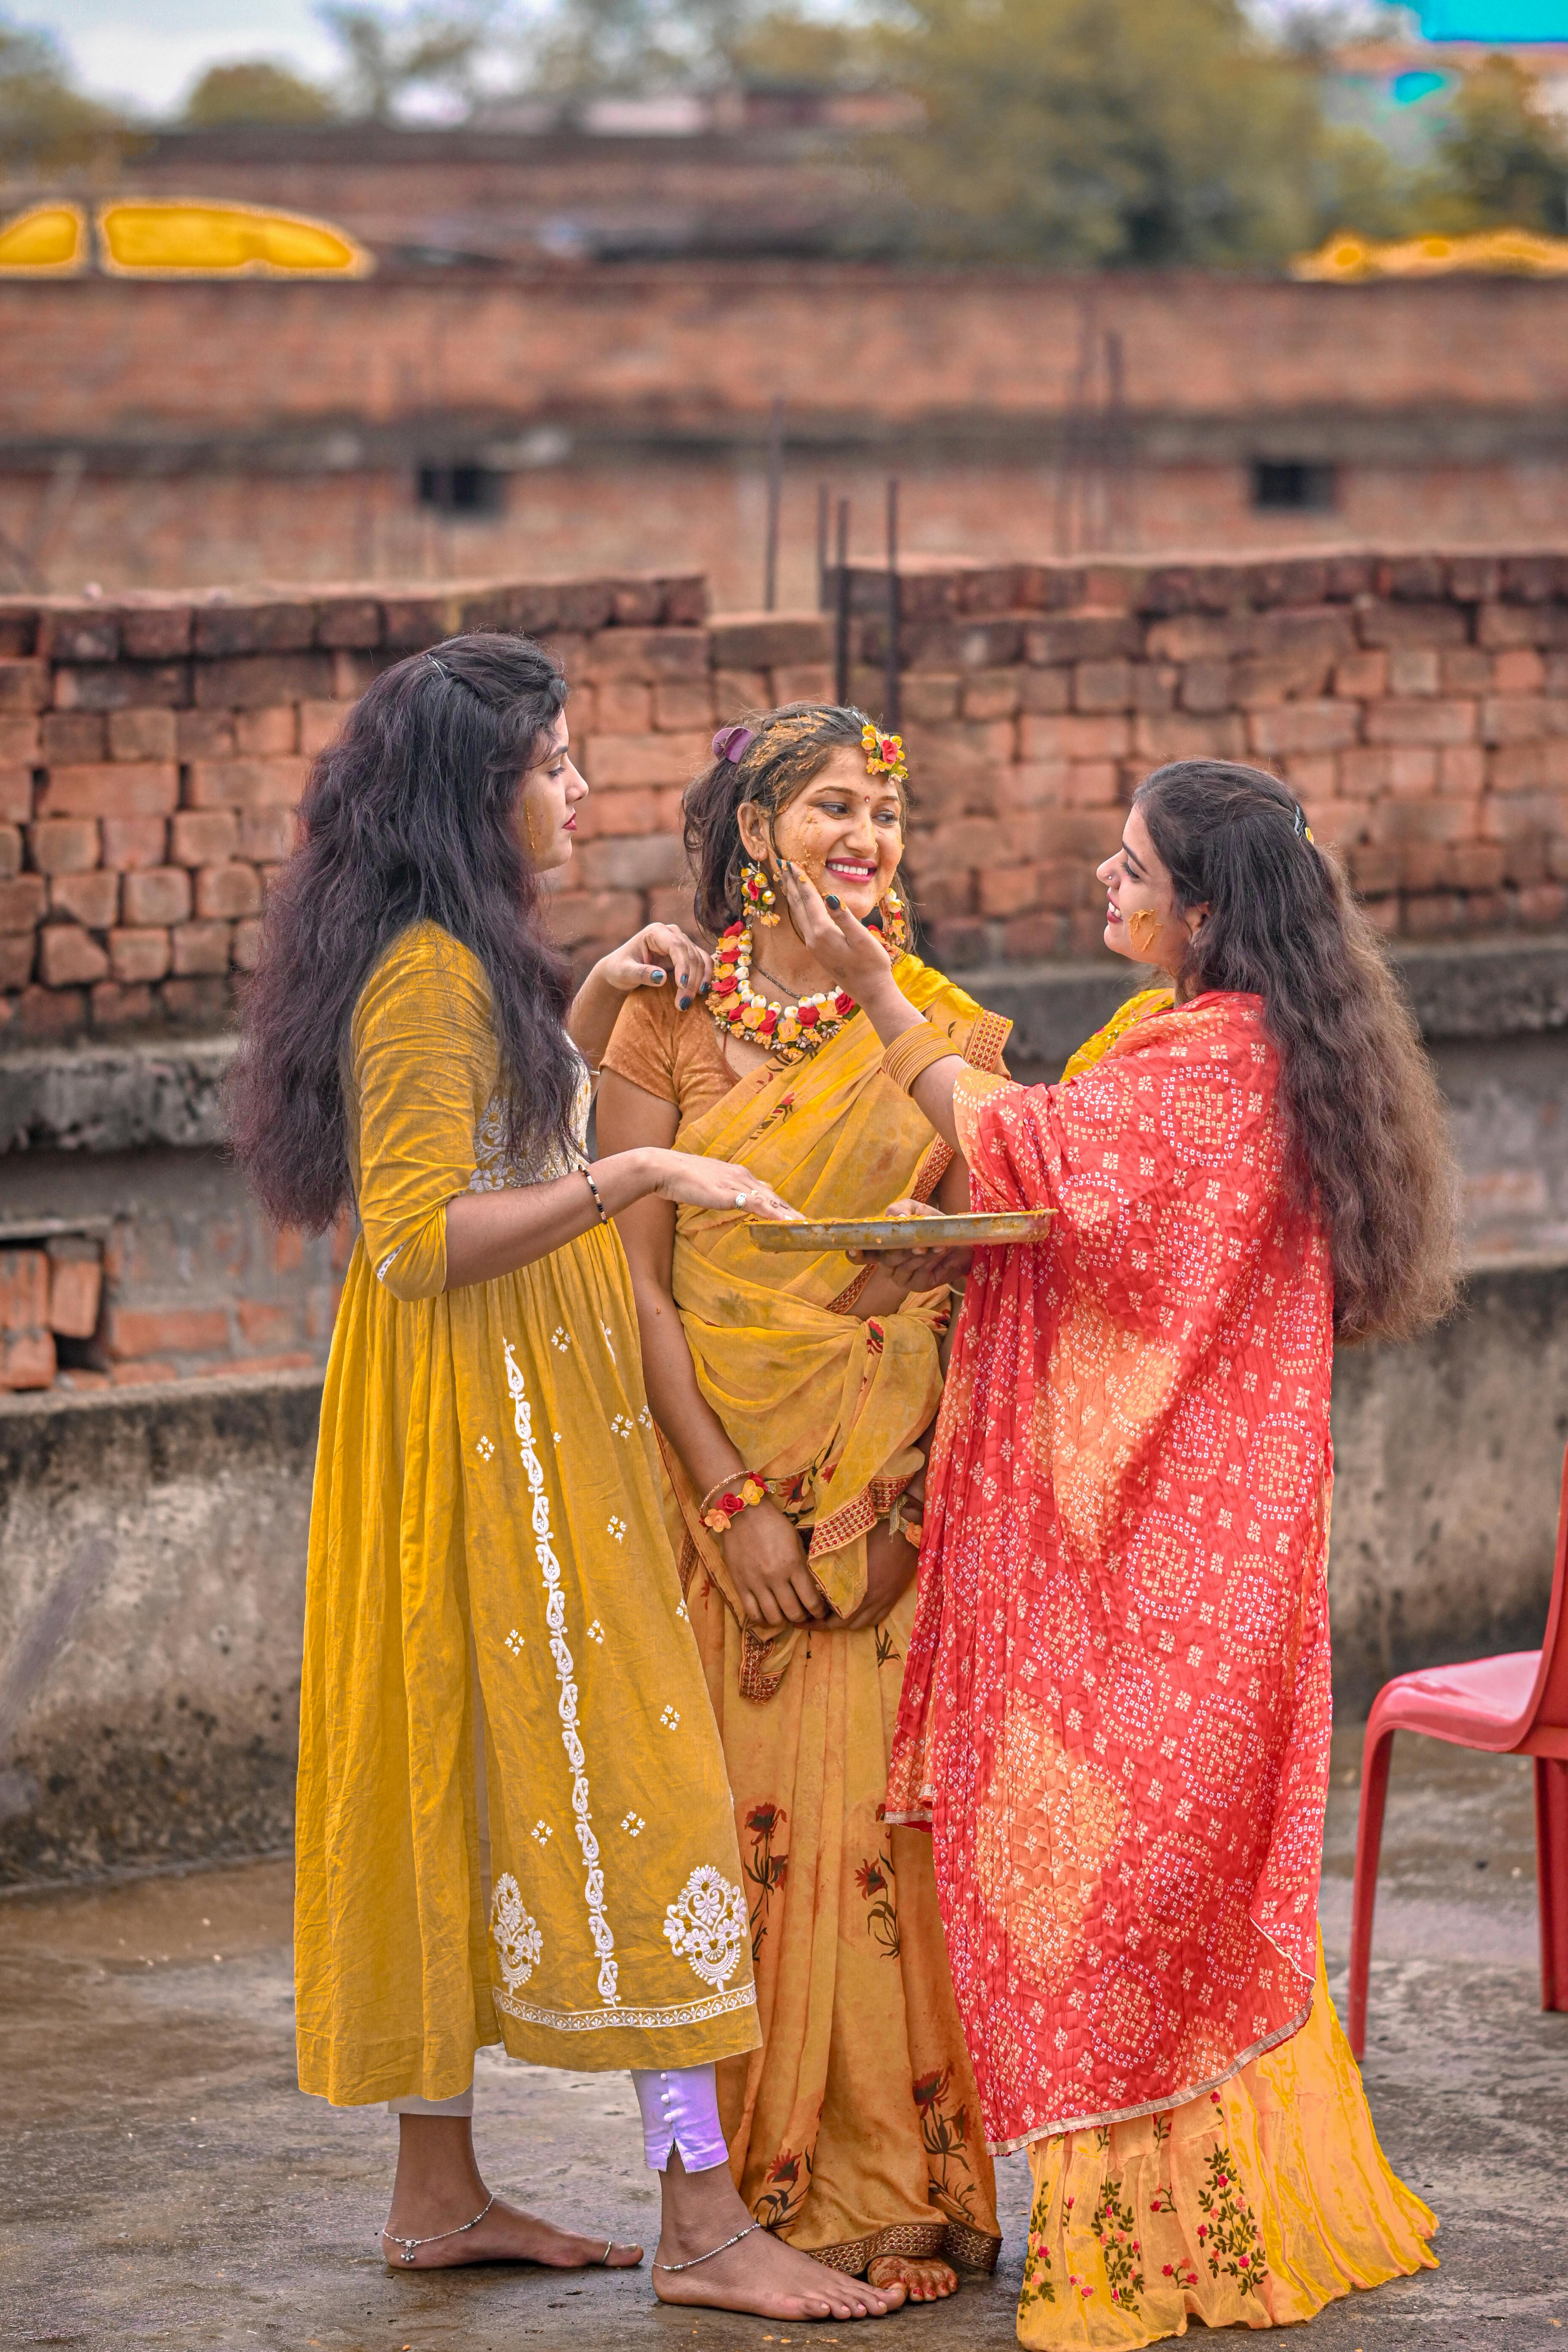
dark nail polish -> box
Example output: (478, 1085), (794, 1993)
(825, 893), (841, 910)
(678, 996), (691, 1010)
(700, 980), (711, 994)
(649, 969), (665, 983)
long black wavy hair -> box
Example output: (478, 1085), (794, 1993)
(229, 632), (580, 1233)
(1135, 759), (1457, 1345)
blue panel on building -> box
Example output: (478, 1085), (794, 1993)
(1419, 1), (1568, 35)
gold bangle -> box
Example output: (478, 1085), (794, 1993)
(881, 1021), (959, 1096)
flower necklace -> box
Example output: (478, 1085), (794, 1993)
(707, 918), (855, 1064)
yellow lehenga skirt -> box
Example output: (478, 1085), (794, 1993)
(1017, 1942), (1436, 2346)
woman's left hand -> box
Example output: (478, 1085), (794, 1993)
(850, 1198), (973, 1293)
(594, 924), (714, 1010)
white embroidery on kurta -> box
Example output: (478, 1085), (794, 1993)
(490, 1873), (542, 1992)
(375, 1247), (402, 1283)
(660, 1705), (680, 1729)
(638, 1407), (653, 1429)
(621, 1812), (645, 1837)
(610, 1414), (633, 1439)
(493, 1982), (754, 2032)
(607, 1516), (626, 1543)
(476, 1434), (495, 1459)
(532, 1820), (553, 1845)
(586, 1619), (604, 1645)
(601, 1322), (616, 1358)
(675, 1599), (689, 1621)
(505, 1628), (524, 1655)
(504, 1336), (620, 2009)
(551, 1328), (570, 1353)
(664, 1866), (748, 1990)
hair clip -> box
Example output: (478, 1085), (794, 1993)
(1292, 803), (1316, 844)
(427, 655), (454, 681)
(712, 724), (755, 765)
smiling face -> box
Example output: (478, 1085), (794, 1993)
(1097, 801), (1205, 979)
(515, 712), (587, 874)
(739, 743), (904, 923)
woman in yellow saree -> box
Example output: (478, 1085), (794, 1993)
(597, 704), (1005, 2301)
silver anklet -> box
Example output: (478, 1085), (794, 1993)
(656, 2219), (761, 2273)
(384, 2191), (495, 2264)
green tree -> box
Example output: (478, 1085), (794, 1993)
(1419, 53), (1568, 233)
(0, 15), (124, 174)
(318, 2), (498, 120)
(873, 0), (1331, 267)
(183, 60), (337, 127)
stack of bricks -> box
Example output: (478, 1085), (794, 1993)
(0, 1236), (103, 1390)
(3, 551), (1568, 1040)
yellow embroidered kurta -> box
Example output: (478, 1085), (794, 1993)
(294, 922), (760, 2102)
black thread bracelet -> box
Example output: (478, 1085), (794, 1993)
(580, 1165), (608, 1225)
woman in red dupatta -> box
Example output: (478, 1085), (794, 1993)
(781, 759), (1458, 2347)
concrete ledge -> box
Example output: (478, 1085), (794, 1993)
(0, 1035), (237, 1155)
(3, 1253), (1565, 1880)
(0, 1369), (319, 1884)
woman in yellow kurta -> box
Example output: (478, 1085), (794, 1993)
(598, 705), (1004, 2303)
(229, 635), (902, 2325)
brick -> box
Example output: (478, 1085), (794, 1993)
(299, 701), (344, 758)
(171, 920), (232, 976)
(108, 1360), (178, 1387)
(87, 981), (149, 1027)
(1388, 648), (1440, 697)
(1476, 603), (1568, 650)
(584, 731), (710, 789)
(1518, 882), (1568, 926)
(903, 817), (1008, 878)
(30, 817), (100, 875)
(237, 1300), (301, 1350)
(184, 757), (307, 811)
(961, 670), (1023, 721)
(1074, 660), (1134, 713)
(0, 1328), (54, 1389)
(920, 916), (989, 968)
(771, 664), (835, 704)
(1024, 615), (1141, 664)
(1333, 651), (1387, 699)
(1061, 760), (1121, 806)
(1179, 660), (1232, 713)
(42, 713), (108, 762)
(120, 602), (192, 660)
(712, 667), (769, 715)
(0, 768), (30, 825)
(1355, 601), (1468, 648)
(580, 835), (689, 891)
(106, 1303), (229, 1361)
(122, 867), (192, 926)
(109, 927), (172, 983)
(177, 710), (237, 758)
(1245, 701), (1360, 756)
(978, 862), (1041, 917)
(0, 1246), (47, 1334)
(1369, 798), (1479, 845)
(47, 1244), (101, 1339)
(1018, 714), (1130, 760)
(233, 917), (264, 972)
(1481, 697), (1561, 746)
(240, 805), (298, 862)
(193, 652), (334, 709)
(0, 874), (46, 931)
(0, 717), (39, 763)
(106, 706), (178, 760)
(38, 925), (109, 986)
(579, 786), (658, 841)
(38, 763), (179, 819)
(314, 597), (383, 650)
(195, 863), (263, 919)
(236, 705), (299, 756)
(0, 934), (33, 986)
(1135, 712), (1247, 763)
(54, 662), (190, 712)
(49, 870), (117, 928)
(0, 660), (48, 711)
(710, 615), (829, 670)
(1348, 843), (1402, 894)
(586, 627), (710, 683)
(0, 823), (16, 881)
(100, 817), (169, 871)
(594, 681), (653, 732)
(1440, 745), (1486, 797)
(1364, 700), (1477, 746)
(170, 811), (240, 866)
(162, 976), (231, 1025)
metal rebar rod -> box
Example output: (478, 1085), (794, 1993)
(816, 482), (830, 612)
(884, 476), (901, 734)
(833, 495), (851, 708)
(763, 397), (784, 611)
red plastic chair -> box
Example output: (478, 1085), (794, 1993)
(1347, 1442), (1568, 2059)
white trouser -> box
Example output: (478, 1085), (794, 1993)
(389, 2062), (729, 2172)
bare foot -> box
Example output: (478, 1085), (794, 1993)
(868, 2254), (957, 2302)
(653, 2222), (905, 2321)
(382, 2194), (642, 2273)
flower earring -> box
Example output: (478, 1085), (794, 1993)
(878, 887), (911, 955)
(741, 859), (781, 927)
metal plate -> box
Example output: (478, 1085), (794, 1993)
(748, 1211), (1054, 1252)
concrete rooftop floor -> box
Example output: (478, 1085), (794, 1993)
(4, 1726), (1566, 2352)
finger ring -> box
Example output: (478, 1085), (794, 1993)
(734, 1191), (748, 1208)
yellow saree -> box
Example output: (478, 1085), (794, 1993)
(605, 957), (1007, 2276)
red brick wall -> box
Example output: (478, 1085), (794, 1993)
(3, 546), (1568, 1048)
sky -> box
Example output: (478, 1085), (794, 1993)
(25, 0), (1568, 121)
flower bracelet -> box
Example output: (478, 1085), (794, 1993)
(701, 1473), (767, 1535)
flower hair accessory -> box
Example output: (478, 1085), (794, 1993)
(862, 720), (907, 786)
(701, 1472), (768, 1535)
(713, 724), (756, 765)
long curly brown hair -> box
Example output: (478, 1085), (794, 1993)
(1135, 759), (1458, 1346)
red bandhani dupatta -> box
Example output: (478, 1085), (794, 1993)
(886, 991), (1334, 2155)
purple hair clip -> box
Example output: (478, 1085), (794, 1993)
(712, 724), (755, 765)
